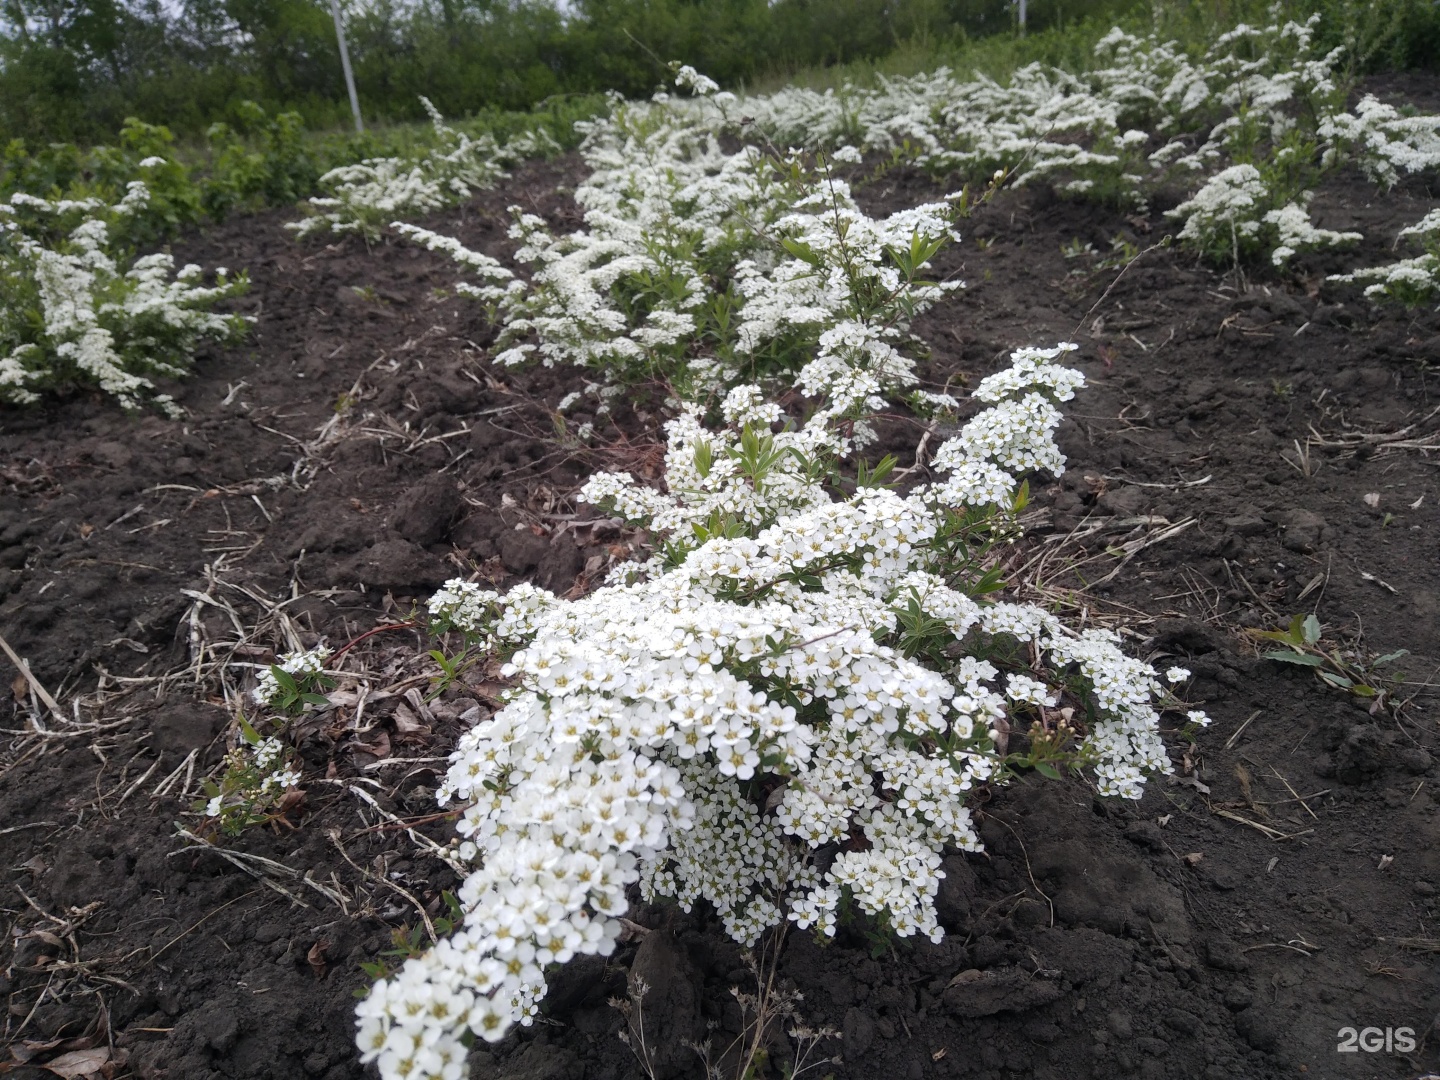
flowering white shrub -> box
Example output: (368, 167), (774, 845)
(0, 185), (248, 411)
(688, 18), (1436, 267)
(353, 341), (1209, 1079)
(1318, 94), (1440, 188)
(1166, 171), (1361, 266)
(1167, 164), (1268, 257)
(403, 72), (961, 415)
(289, 98), (560, 240)
(1263, 200), (1362, 266)
(1330, 209), (1440, 304)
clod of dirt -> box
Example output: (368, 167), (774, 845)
(499, 528), (551, 575)
(148, 701), (229, 756)
(1029, 926), (1135, 988)
(452, 510), (503, 558)
(391, 475), (461, 546)
(1268, 508), (1330, 552)
(1122, 820), (1167, 850)
(625, 929), (703, 1079)
(941, 965), (1063, 1017)
(1333, 723), (1392, 784)
(1201, 933), (1250, 973)
(934, 853), (978, 928)
(287, 513), (375, 556)
(1097, 486), (1147, 516)
(535, 535), (584, 593)
(474, 1042), (584, 1080)
(1397, 747), (1437, 774)
(1150, 618), (1223, 656)
(1233, 1006), (1279, 1052)
(842, 1006), (875, 1056)
(1222, 512), (1268, 536)
(325, 538), (450, 593)
(1032, 839), (1190, 944)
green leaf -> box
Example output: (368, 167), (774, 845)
(1250, 629), (1294, 643)
(238, 714), (262, 743)
(270, 665), (299, 694)
(1013, 478), (1030, 513)
(1301, 614), (1322, 645)
(1374, 649), (1409, 665)
(1263, 650), (1325, 667)
(1319, 671), (1353, 689)
(780, 237), (821, 266)
(1349, 683), (1378, 697)
(1032, 762), (1062, 780)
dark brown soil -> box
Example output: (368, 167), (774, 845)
(2, 103), (1438, 1080)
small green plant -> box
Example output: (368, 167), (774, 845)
(1250, 613), (1408, 708)
(426, 648), (475, 700)
(195, 714), (303, 836)
(357, 893), (464, 989)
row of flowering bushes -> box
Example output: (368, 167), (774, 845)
(342, 67), (1217, 1080)
(383, 25), (1440, 427)
(717, 18), (1440, 275)
(287, 99), (562, 242)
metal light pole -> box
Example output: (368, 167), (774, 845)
(1017, 0), (1027, 36)
(328, 0), (364, 133)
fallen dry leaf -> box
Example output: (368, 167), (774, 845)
(353, 729), (391, 760)
(307, 938), (330, 980)
(276, 788), (307, 815)
(392, 702), (429, 739)
(1172, 774), (1211, 795)
(41, 1047), (120, 1079)
(19, 855), (48, 875)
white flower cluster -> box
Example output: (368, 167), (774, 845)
(199, 729), (303, 833)
(202, 736), (301, 819)
(684, 18), (1343, 211)
(1167, 164), (1268, 251)
(355, 343), (1195, 1078)
(1169, 172), (1360, 268)
(251, 646), (331, 707)
(1329, 208), (1440, 303)
(0, 184), (247, 410)
(289, 99), (558, 240)
(1264, 200), (1362, 266)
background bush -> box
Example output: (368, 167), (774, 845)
(0, 0), (1163, 145)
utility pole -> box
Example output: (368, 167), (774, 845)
(1017, 0), (1027, 36)
(328, 0), (364, 133)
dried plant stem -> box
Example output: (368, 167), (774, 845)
(0, 629), (64, 725)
